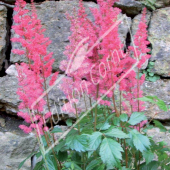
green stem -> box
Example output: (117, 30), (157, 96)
(94, 84), (99, 131)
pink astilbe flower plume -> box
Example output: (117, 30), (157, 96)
(60, 1), (150, 131)
(12, 0), (59, 135)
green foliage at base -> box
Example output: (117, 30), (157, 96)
(18, 97), (170, 170)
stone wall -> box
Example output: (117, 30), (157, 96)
(0, 0), (170, 169)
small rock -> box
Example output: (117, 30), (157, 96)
(0, 118), (5, 127)
(5, 65), (18, 77)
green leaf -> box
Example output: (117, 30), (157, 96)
(113, 117), (120, 126)
(45, 155), (58, 170)
(139, 96), (158, 103)
(129, 129), (151, 152)
(119, 114), (128, 122)
(149, 76), (159, 82)
(18, 151), (37, 169)
(142, 150), (154, 164)
(96, 122), (110, 130)
(153, 120), (167, 132)
(140, 161), (159, 170)
(66, 119), (73, 126)
(89, 132), (102, 151)
(104, 128), (129, 139)
(99, 138), (123, 169)
(149, 62), (155, 66)
(54, 140), (66, 153)
(66, 134), (88, 152)
(41, 135), (48, 147)
(71, 152), (81, 164)
(33, 160), (44, 170)
(64, 162), (82, 170)
(86, 158), (102, 170)
(51, 126), (62, 133)
(120, 167), (131, 170)
(95, 164), (105, 170)
(56, 151), (68, 162)
(149, 72), (154, 76)
(128, 112), (147, 125)
(156, 100), (168, 111)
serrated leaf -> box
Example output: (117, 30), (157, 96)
(51, 126), (62, 133)
(140, 161), (159, 170)
(96, 122), (110, 130)
(104, 128), (128, 139)
(129, 129), (151, 152)
(64, 162), (82, 170)
(54, 140), (66, 153)
(89, 132), (102, 151)
(66, 134), (88, 152)
(86, 158), (102, 170)
(120, 167), (131, 170)
(120, 114), (128, 122)
(128, 112), (147, 125)
(66, 119), (73, 126)
(156, 100), (168, 111)
(56, 151), (68, 162)
(113, 117), (120, 126)
(153, 120), (167, 132)
(138, 96), (157, 104)
(45, 155), (58, 170)
(99, 138), (123, 169)
(143, 150), (154, 164)
(95, 164), (105, 170)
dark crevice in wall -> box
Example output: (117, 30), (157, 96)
(160, 76), (170, 80)
(124, 32), (131, 52)
(0, 7), (13, 77)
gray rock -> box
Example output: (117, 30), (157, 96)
(114, 0), (144, 16)
(155, 0), (170, 8)
(5, 64), (18, 77)
(0, 75), (19, 114)
(118, 13), (132, 45)
(0, 5), (7, 71)
(142, 80), (170, 120)
(0, 132), (37, 170)
(147, 127), (170, 148)
(148, 7), (170, 77)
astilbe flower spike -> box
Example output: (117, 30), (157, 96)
(12, 0), (58, 135)
(60, 1), (150, 130)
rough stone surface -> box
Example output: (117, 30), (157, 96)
(0, 5), (7, 71)
(142, 80), (170, 120)
(155, 0), (170, 8)
(148, 7), (170, 77)
(114, 0), (144, 16)
(147, 127), (170, 148)
(5, 64), (18, 77)
(118, 13), (132, 44)
(0, 132), (37, 170)
(0, 75), (20, 114)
